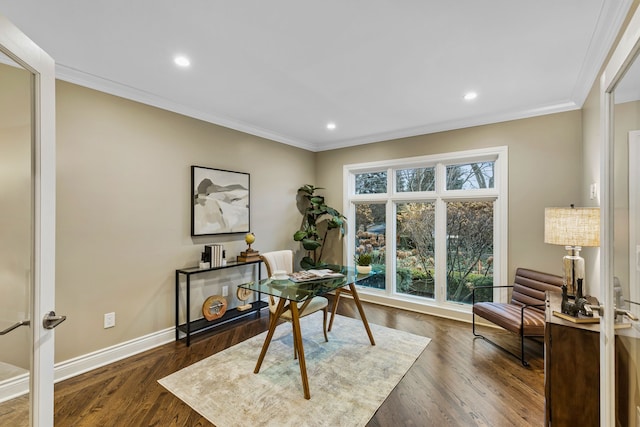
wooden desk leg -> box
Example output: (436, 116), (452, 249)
(254, 297), (287, 374)
(348, 283), (376, 346)
(328, 288), (342, 332)
(289, 302), (311, 399)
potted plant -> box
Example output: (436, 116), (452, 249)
(355, 252), (372, 274)
(293, 184), (346, 269)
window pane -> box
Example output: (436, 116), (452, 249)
(396, 167), (435, 192)
(446, 201), (494, 304)
(446, 161), (494, 190)
(396, 202), (435, 298)
(355, 203), (386, 290)
(355, 172), (387, 194)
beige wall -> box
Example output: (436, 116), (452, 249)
(0, 63), (31, 369)
(613, 101), (640, 302)
(581, 82), (602, 297)
(53, 81), (585, 363)
(583, 81), (640, 302)
(46, 69), (629, 362)
(55, 81), (315, 361)
(580, 0), (640, 300)
(316, 111), (584, 284)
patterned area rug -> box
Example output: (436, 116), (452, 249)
(159, 314), (430, 427)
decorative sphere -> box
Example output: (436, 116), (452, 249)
(245, 233), (255, 245)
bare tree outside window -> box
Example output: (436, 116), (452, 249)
(355, 172), (386, 194)
(396, 202), (435, 298)
(446, 162), (494, 190)
(446, 201), (494, 303)
(396, 167), (435, 192)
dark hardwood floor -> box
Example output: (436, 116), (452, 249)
(0, 298), (545, 426)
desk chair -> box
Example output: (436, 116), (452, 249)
(260, 250), (329, 343)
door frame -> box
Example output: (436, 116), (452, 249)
(630, 130), (640, 316)
(0, 14), (56, 426)
(600, 6), (640, 426)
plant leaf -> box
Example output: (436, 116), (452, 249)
(300, 257), (316, 269)
(301, 239), (322, 251)
(293, 230), (307, 241)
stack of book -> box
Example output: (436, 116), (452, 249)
(237, 248), (260, 262)
(204, 244), (225, 267)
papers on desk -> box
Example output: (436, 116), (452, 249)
(289, 269), (345, 282)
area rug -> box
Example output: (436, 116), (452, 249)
(158, 314), (430, 427)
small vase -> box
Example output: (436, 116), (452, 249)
(356, 265), (372, 274)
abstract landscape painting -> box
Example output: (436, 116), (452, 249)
(191, 166), (250, 236)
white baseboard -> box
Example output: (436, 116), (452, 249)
(0, 327), (175, 403)
(0, 372), (29, 403)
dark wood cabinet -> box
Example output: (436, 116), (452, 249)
(544, 292), (640, 426)
(544, 321), (600, 426)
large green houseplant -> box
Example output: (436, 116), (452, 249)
(293, 184), (346, 269)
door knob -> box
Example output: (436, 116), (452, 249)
(615, 308), (639, 321)
(0, 320), (30, 335)
(583, 304), (639, 321)
(42, 311), (67, 329)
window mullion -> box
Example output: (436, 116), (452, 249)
(433, 163), (446, 304)
(387, 199), (396, 297)
(434, 197), (447, 304)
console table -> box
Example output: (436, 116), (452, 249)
(544, 291), (636, 426)
(544, 311), (599, 426)
(175, 260), (265, 346)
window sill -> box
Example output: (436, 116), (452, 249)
(348, 286), (474, 324)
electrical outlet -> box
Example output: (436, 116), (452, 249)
(222, 285), (228, 297)
(104, 312), (116, 328)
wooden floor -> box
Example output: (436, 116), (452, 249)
(0, 298), (545, 426)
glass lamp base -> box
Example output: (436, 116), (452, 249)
(562, 246), (584, 297)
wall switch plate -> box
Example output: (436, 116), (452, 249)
(104, 312), (115, 328)
(222, 285), (228, 297)
(590, 183), (598, 200)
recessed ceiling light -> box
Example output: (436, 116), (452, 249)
(464, 92), (478, 101)
(326, 122), (336, 130)
(174, 56), (191, 67)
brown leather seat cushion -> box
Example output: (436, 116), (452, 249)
(473, 302), (546, 336)
(473, 268), (562, 336)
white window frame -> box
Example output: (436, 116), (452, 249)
(343, 146), (508, 320)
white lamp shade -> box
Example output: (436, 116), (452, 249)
(544, 207), (600, 247)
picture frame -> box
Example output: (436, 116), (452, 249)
(191, 166), (250, 236)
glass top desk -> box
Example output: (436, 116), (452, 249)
(238, 266), (376, 399)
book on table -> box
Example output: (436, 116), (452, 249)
(289, 269), (345, 282)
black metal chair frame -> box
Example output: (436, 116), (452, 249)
(472, 285), (545, 367)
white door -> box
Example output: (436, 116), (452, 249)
(620, 131), (640, 426)
(0, 14), (57, 427)
(601, 7), (640, 426)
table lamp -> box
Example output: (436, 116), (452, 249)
(544, 205), (600, 298)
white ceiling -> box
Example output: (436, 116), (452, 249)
(0, 1), (632, 151)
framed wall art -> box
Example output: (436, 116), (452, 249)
(191, 166), (250, 236)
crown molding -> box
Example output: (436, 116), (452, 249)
(54, 64), (317, 152)
(570, 0), (634, 106)
(315, 101), (580, 152)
